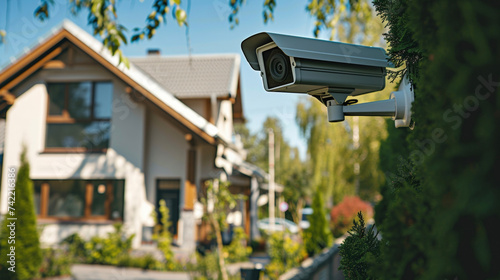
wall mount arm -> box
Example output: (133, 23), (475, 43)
(312, 77), (414, 128)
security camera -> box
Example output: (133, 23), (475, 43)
(241, 32), (414, 128)
(241, 32), (387, 95)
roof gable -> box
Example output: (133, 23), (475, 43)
(0, 20), (223, 145)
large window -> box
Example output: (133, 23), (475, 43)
(33, 180), (124, 221)
(46, 82), (113, 152)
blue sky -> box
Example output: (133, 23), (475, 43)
(0, 0), (326, 159)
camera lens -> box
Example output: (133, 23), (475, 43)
(269, 52), (288, 82)
(262, 47), (294, 89)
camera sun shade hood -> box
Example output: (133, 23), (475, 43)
(241, 32), (389, 72)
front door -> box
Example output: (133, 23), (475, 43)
(156, 179), (180, 235)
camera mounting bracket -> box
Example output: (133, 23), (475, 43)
(309, 77), (414, 128)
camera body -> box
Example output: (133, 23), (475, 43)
(241, 32), (414, 128)
(242, 32), (388, 96)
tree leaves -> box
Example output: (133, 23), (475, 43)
(306, 0), (384, 46)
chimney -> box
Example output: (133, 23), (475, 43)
(147, 49), (161, 56)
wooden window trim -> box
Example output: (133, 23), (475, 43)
(40, 183), (49, 217)
(84, 183), (93, 218)
(36, 180), (121, 222)
(45, 81), (112, 152)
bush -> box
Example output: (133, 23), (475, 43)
(62, 233), (87, 263)
(330, 196), (374, 237)
(188, 251), (221, 280)
(339, 212), (380, 280)
(84, 223), (134, 265)
(265, 232), (306, 280)
(223, 227), (252, 263)
(38, 248), (72, 278)
(0, 149), (42, 280)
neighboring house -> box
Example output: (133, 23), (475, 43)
(0, 20), (266, 251)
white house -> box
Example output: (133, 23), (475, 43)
(0, 20), (266, 251)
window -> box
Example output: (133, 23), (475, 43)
(46, 82), (113, 152)
(33, 180), (124, 221)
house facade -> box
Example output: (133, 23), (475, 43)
(0, 20), (265, 251)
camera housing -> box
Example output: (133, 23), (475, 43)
(241, 32), (414, 128)
(242, 32), (388, 97)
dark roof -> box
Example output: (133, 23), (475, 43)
(130, 54), (241, 99)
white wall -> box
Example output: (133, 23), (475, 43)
(216, 100), (234, 141)
(144, 109), (189, 207)
(0, 58), (152, 247)
(181, 99), (207, 119)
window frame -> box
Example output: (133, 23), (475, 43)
(45, 81), (113, 153)
(35, 180), (123, 222)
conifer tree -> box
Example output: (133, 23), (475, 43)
(0, 148), (42, 279)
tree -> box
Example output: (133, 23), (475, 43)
(303, 190), (332, 256)
(0, 148), (42, 279)
(200, 180), (245, 280)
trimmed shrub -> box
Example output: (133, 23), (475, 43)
(330, 196), (374, 237)
(0, 149), (42, 280)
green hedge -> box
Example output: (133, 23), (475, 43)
(373, 0), (500, 279)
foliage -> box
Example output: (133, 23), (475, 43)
(339, 212), (380, 280)
(188, 251), (221, 280)
(303, 191), (333, 256)
(372, 0), (500, 279)
(38, 248), (72, 278)
(117, 254), (162, 270)
(373, 0), (422, 82)
(265, 232), (307, 280)
(200, 180), (246, 280)
(0, 148), (42, 280)
(306, 0), (384, 46)
(152, 199), (175, 270)
(330, 196), (374, 237)
(83, 223), (135, 265)
(223, 227), (252, 263)
(61, 233), (87, 263)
